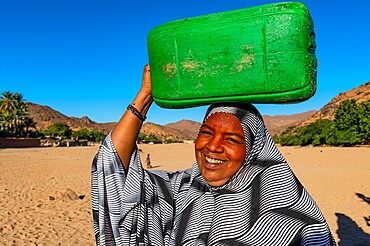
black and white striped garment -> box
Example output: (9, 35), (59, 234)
(91, 102), (336, 245)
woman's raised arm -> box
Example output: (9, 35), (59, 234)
(111, 64), (153, 170)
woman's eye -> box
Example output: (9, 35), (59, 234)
(226, 138), (240, 144)
(200, 130), (212, 135)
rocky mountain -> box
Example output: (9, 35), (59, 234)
(297, 81), (370, 127)
(164, 120), (202, 139)
(27, 102), (314, 141)
(140, 122), (197, 141)
(27, 103), (199, 140)
(25, 81), (369, 141)
(27, 102), (116, 133)
(263, 110), (317, 136)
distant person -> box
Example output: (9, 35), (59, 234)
(91, 65), (336, 245)
(145, 153), (153, 169)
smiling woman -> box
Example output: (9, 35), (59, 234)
(195, 112), (246, 187)
(91, 65), (336, 245)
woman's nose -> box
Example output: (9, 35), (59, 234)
(206, 136), (223, 152)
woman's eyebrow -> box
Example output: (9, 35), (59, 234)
(201, 124), (213, 130)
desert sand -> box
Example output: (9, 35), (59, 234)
(0, 144), (369, 245)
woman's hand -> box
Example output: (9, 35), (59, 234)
(140, 64), (152, 97)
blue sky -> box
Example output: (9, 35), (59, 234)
(1, 0), (369, 125)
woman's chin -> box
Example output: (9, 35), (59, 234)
(206, 179), (227, 187)
(197, 159), (228, 187)
(202, 172), (227, 187)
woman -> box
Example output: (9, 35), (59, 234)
(91, 65), (336, 245)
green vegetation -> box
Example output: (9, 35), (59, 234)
(0, 91), (36, 137)
(276, 99), (370, 146)
(43, 122), (72, 139)
(41, 123), (106, 142)
(72, 128), (106, 143)
(0, 91), (106, 143)
(137, 132), (162, 144)
(137, 132), (183, 144)
(163, 139), (182, 144)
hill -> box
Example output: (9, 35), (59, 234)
(27, 102), (315, 141)
(26, 103), (198, 140)
(141, 122), (197, 141)
(263, 110), (317, 136)
(298, 81), (370, 127)
(20, 81), (370, 141)
(164, 120), (202, 139)
(27, 103), (98, 130)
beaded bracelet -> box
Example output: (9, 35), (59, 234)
(127, 104), (146, 121)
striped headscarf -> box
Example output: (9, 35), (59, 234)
(92, 102), (336, 245)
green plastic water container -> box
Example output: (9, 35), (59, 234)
(147, 1), (317, 108)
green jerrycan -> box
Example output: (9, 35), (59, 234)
(147, 2), (317, 108)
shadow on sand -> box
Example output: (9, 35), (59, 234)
(336, 193), (370, 246)
(356, 193), (370, 205)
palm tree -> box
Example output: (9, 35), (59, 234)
(24, 116), (37, 137)
(0, 112), (15, 136)
(0, 91), (17, 113)
(12, 92), (25, 109)
(13, 106), (29, 137)
(0, 91), (34, 137)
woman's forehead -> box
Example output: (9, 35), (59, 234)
(203, 113), (243, 132)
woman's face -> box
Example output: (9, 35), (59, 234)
(195, 113), (246, 187)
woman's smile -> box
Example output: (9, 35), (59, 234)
(203, 155), (227, 168)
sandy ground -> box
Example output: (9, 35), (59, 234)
(0, 144), (369, 245)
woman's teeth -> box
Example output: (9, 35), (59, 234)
(205, 156), (226, 164)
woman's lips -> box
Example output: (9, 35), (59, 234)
(203, 155), (226, 169)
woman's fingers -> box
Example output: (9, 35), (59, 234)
(141, 64), (152, 94)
